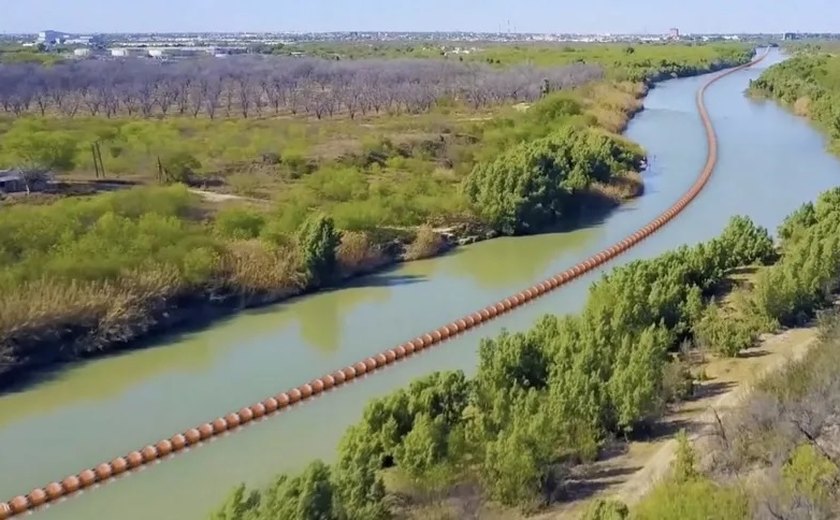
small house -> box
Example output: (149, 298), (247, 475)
(0, 169), (53, 194)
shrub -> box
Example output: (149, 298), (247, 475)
(295, 213), (340, 287)
(214, 208), (266, 240)
(581, 499), (629, 520)
(404, 226), (446, 261)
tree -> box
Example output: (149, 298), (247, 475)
(160, 151), (201, 184)
(2, 126), (77, 171)
(295, 213), (340, 287)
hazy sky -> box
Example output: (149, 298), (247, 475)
(2, 0), (838, 34)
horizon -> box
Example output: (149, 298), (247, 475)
(2, 0), (838, 35)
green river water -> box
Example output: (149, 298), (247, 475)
(2, 48), (840, 519)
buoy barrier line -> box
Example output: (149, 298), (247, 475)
(0, 49), (769, 519)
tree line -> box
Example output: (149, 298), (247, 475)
(0, 57), (603, 119)
(749, 51), (840, 153)
(210, 186), (840, 519)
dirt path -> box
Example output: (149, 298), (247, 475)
(539, 327), (818, 519)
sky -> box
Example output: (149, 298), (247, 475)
(2, 0), (838, 35)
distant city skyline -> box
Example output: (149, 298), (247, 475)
(2, 0), (838, 34)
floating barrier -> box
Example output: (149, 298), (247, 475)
(0, 49), (769, 519)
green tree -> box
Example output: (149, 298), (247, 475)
(161, 151), (201, 184)
(215, 208), (267, 240)
(3, 128), (77, 171)
(296, 213), (340, 287)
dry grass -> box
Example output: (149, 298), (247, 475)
(337, 231), (388, 276)
(404, 226), (447, 261)
(582, 81), (646, 133)
(589, 170), (644, 202)
(793, 96), (812, 117)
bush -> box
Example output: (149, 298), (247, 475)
(214, 208), (266, 240)
(161, 151), (201, 184)
(693, 301), (757, 357)
(404, 226), (446, 261)
(581, 499), (629, 520)
(295, 213), (340, 287)
(462, 125), (642, 234)
(336, 231), (385, 276)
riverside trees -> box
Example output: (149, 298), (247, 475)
(210, 210), (794, 519)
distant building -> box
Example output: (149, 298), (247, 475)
(110, 47), (145, 58)
(37, 30), (65, 45)
(668, 28), (680, 40)
(73, 48), (92, 57)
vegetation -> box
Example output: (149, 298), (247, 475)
(212, 189), (839, 519)
(749, 50), (840, 155)
(628, 306), (840, 519)
(263, 41), (752, 82)
(0, 44), (756, 387)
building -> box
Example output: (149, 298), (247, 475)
(73, 48), (92, 58)
(0, 169), (53, 194)
(110, 47), (145, 57)
(668, 28), (680, 40)
(37, 30), (65, 45)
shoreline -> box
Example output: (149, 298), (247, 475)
(0, 52), (766, 518)
(0, 56), (752, 391)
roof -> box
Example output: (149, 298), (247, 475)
(0, 170), (23, 182)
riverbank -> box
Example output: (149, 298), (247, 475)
(0, 77), (663, 388)
(0, 51), (758, 388)
(748, 49), (840, 157)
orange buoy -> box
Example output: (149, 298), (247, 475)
(333, 369), (347, 383)
(392, 345), (406, 359)
(278, 392), (292, 407)
(184, 428), (201, 445)
(299, 383), (314, 399)
(375, 353), (388, 366)
(321, 375), (335, 390)
(403, 342), (416, 354)
(239, 407), (255, 424)
(263, 397), (279, 413)
(111, 456), (129, 475)
(311, 379), (325, 394)
(95, 462), (113, 480)
(364, 357), (377, 370)
(354, 361), (368, 375)
(141, 445), (159, 462)
(78, 469), (96, 488)
(249, 402), (266, 419)
(127, 451), (144, 468)
(286, 388), (301, 404)
(198, 423), (214, 439)
(170, 433), (187, 452)
(156, 439), (174, 457)
(0, 502), (12, 520)
(384, 350), (397, 363)
(45, 482), (64, 501)
(343, 366), (357, 380)
(61, 476), (80, 494)
(28, 488), (47, 508)
(8, 497), (27, 515)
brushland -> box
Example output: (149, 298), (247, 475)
(0, 43), (752, 383)
(749, 46), (840, 156)
(572, 44), (840, 520)
(208, 164), (840, 519)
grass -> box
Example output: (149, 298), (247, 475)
(0, 42), (756, 381)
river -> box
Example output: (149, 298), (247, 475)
(2, 48), (839, 519)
